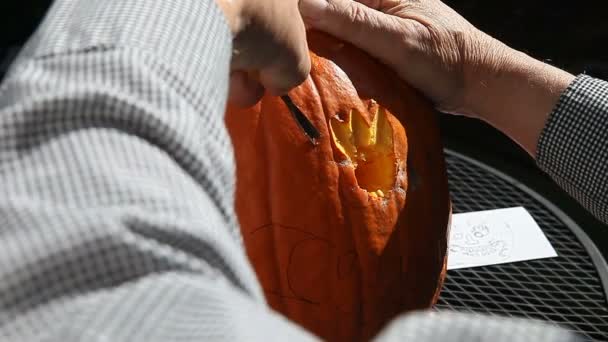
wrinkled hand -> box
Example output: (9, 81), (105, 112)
(299, 0), (575, 157)
(216, 0), (311, 107)
(299, 0), (508, 116)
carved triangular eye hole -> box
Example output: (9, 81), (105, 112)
(329, 102), (396, 197)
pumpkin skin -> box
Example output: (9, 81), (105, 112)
(225, 31), (451, 341)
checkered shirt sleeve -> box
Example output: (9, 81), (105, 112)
(0, 0), (314, 340)
(537, 75), (608, 224)
(0, 0), (583, 341)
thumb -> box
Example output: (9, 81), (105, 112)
(299, 0), (400, 64)
(228, 71), (265, 108)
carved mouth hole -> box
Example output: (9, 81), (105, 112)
(330, 105), (396, 197)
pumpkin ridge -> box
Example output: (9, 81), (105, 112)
(307, 67), (349, 339)
(308, 64), (366, 340)
(259, 98), (292, 315)
(309, 39), (412, 339)
(334, 151), (367, 339)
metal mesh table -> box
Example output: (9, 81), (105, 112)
(436, 150), (608, 341)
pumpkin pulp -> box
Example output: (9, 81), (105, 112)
(330, 103), (396, 198)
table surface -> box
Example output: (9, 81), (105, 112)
(435, 150), (608, 341)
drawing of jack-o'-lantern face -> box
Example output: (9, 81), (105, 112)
(450, 222), (514, 260)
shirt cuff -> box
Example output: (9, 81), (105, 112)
(537, 75), (608, 222)
(16, 0), (232, 103)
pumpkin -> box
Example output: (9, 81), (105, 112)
(225, 31), (451, 341)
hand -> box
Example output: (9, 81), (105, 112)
(299, 0), (575, 156)
(216, 0), (311, 107)
(299, 0), (506, 115)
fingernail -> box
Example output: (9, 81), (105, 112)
(299, 0), (328, 24)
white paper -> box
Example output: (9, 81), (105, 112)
(447, 207), (557, 270)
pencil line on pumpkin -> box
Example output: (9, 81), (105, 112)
(281, 95), (321, 145)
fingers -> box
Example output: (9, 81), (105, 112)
(299, 0), (402, 66)
(353, 0), (399, 11)
(258, 53), (310, 96)
(255, 8), (311, 96)
(231, 0), (311, 98)
(228, 71), (265, 108)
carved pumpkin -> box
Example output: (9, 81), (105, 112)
(225, 31), (451, 341)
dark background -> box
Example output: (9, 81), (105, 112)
(1, 1), (607, 258)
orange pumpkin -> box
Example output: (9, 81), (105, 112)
(225, 31), (451, 341)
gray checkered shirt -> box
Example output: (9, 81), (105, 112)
(0, 0), (600, 341)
